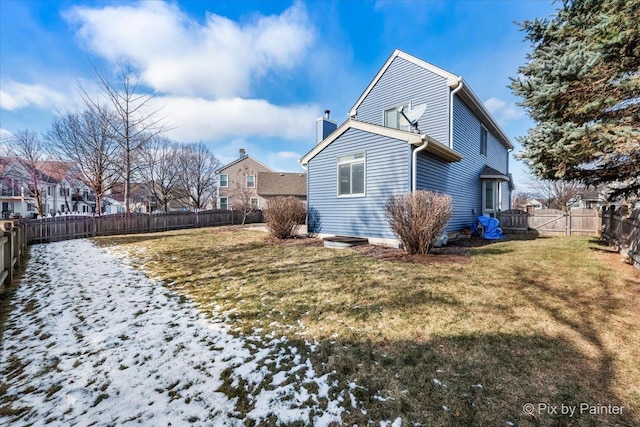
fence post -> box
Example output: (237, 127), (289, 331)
(2, 224), (15, 289)
(566, 210), (571, 236)
(608, 206), (615, 242)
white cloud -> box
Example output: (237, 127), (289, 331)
(484, 97), (525, 125)
(64, 1), (314, 99)
(0, 80), (69, 111)
(152, 96), (318, 142)
(0, 128), (14, 140)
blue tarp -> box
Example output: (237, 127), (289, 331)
(475, 215), (505, 240)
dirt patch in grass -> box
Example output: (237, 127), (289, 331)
(94, 228), (640, 426)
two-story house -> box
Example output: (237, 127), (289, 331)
(300, 49), (514, 246)
(1, 158), (96, 218)
(215, 149), (274, 210)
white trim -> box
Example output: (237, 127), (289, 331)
(349, 50), (457, 118)
(347, 49), (513, 150)
(219, 174), (228, 188)
(336, 152), (366, 198)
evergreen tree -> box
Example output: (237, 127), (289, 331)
(511, 0), (640, 198)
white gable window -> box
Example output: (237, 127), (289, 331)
(246, 174), (255, 188)
(384, 103), (410, 131)
(337, 153), (365, 197)
(219, 174), (228, 188)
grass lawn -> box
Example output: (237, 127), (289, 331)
(95, 227), (640, 426)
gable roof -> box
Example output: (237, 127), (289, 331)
(257, 172), (307, 197)
(300, 119), (463, 166)
(215, 155), (274, 174)
(348, 49), (513, 150)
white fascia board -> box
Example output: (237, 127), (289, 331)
(458, 79), (514, 150)
(348, 49), (458, 118)
(300, 120), (423, 166)
(409, 135), (464, 163)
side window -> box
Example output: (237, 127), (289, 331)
(219, 197), (228, 210)
(337, 153), (365, 197)
(246, 175), (255, 188)
(384, 103), (410, 131)
(219, 174), (228, 188)
(480, 127), (488, 156)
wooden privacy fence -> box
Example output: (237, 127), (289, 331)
(1, 221), (28, 293)
(601, 206), (640, 269)
(498, 208), (600, 236)
(23, 210), (263, 244)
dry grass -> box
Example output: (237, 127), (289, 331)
(95, 227), (640, 426)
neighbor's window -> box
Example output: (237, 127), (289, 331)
(337, 153), (365, 196)
(219, 197), (228, 210)
(480, 127), (488, 156)
(219, 174), (228, 187)
(246, 174), (255, 188)
(384, 103), (410, 131)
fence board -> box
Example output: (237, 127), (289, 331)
(23, 210), (263, 244)
(498, 208), (600, 237)
(602, 207), (640, 269)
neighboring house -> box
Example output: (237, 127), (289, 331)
(215, 149), (274, 210)
(0, 157), (95, 218)
(571, 187), (608, 209)
(300, 49), (514, 246)
(524, 198), (544, 212)
(256, 172), (307, 204)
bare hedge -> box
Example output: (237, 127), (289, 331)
(264, 196), (307, 239)
(385, 190), (453, 254)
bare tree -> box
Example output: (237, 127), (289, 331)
(82, 61), (167, 213)
(140, 136), (181, 212)
(177, 143), (219, 210)
(7, 130), (53, 217)
(48, 107), (119, 215)
(529, 179), (582, 211)
(230, 164), (258, 225)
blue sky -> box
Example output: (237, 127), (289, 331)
(0, 0), (558, 188)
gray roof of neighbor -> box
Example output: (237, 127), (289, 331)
(257, 172), (307, 197)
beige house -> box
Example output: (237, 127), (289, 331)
(215, 149), (273, 210)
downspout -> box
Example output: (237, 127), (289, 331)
(412, 134), (429, 192)
(449, 77), (463, 149)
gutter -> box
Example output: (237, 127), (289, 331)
(448, 77), (463, 149)
(412, 134), (430, 192)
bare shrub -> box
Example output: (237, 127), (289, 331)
(264, 196), (307, 239)
(385, 190), (453, 254)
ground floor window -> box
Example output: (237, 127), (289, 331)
(337, 152), (365, 197)
(250, 197), (259, 209)
(219, 197), (228, 210)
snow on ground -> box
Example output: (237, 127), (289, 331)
(0, 239), (347, 426)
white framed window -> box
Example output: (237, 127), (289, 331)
(219, 197), (228, 210)
(480, 126), (488, 156)
(250, 197), (259, 209)
(337, 153), (365, 197)
(383, 102), (410, 131)
(246, 174), (255, 188)
(219, 174), (228, 188)
(481, 179), (502, 217)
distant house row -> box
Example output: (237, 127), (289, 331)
(0, 151), (307, 219)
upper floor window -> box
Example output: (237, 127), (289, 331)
(480, 127), (488, 156)
(219, 174), (228, 188)
(246, 174), (255, 188)
(384, 103), (410, 131)
(337, 153), (365, 197)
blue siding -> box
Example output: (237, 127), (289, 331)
(355, 57), (450, 145)
(307, 128), (410, 239)
(416, 96), (510, 232)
